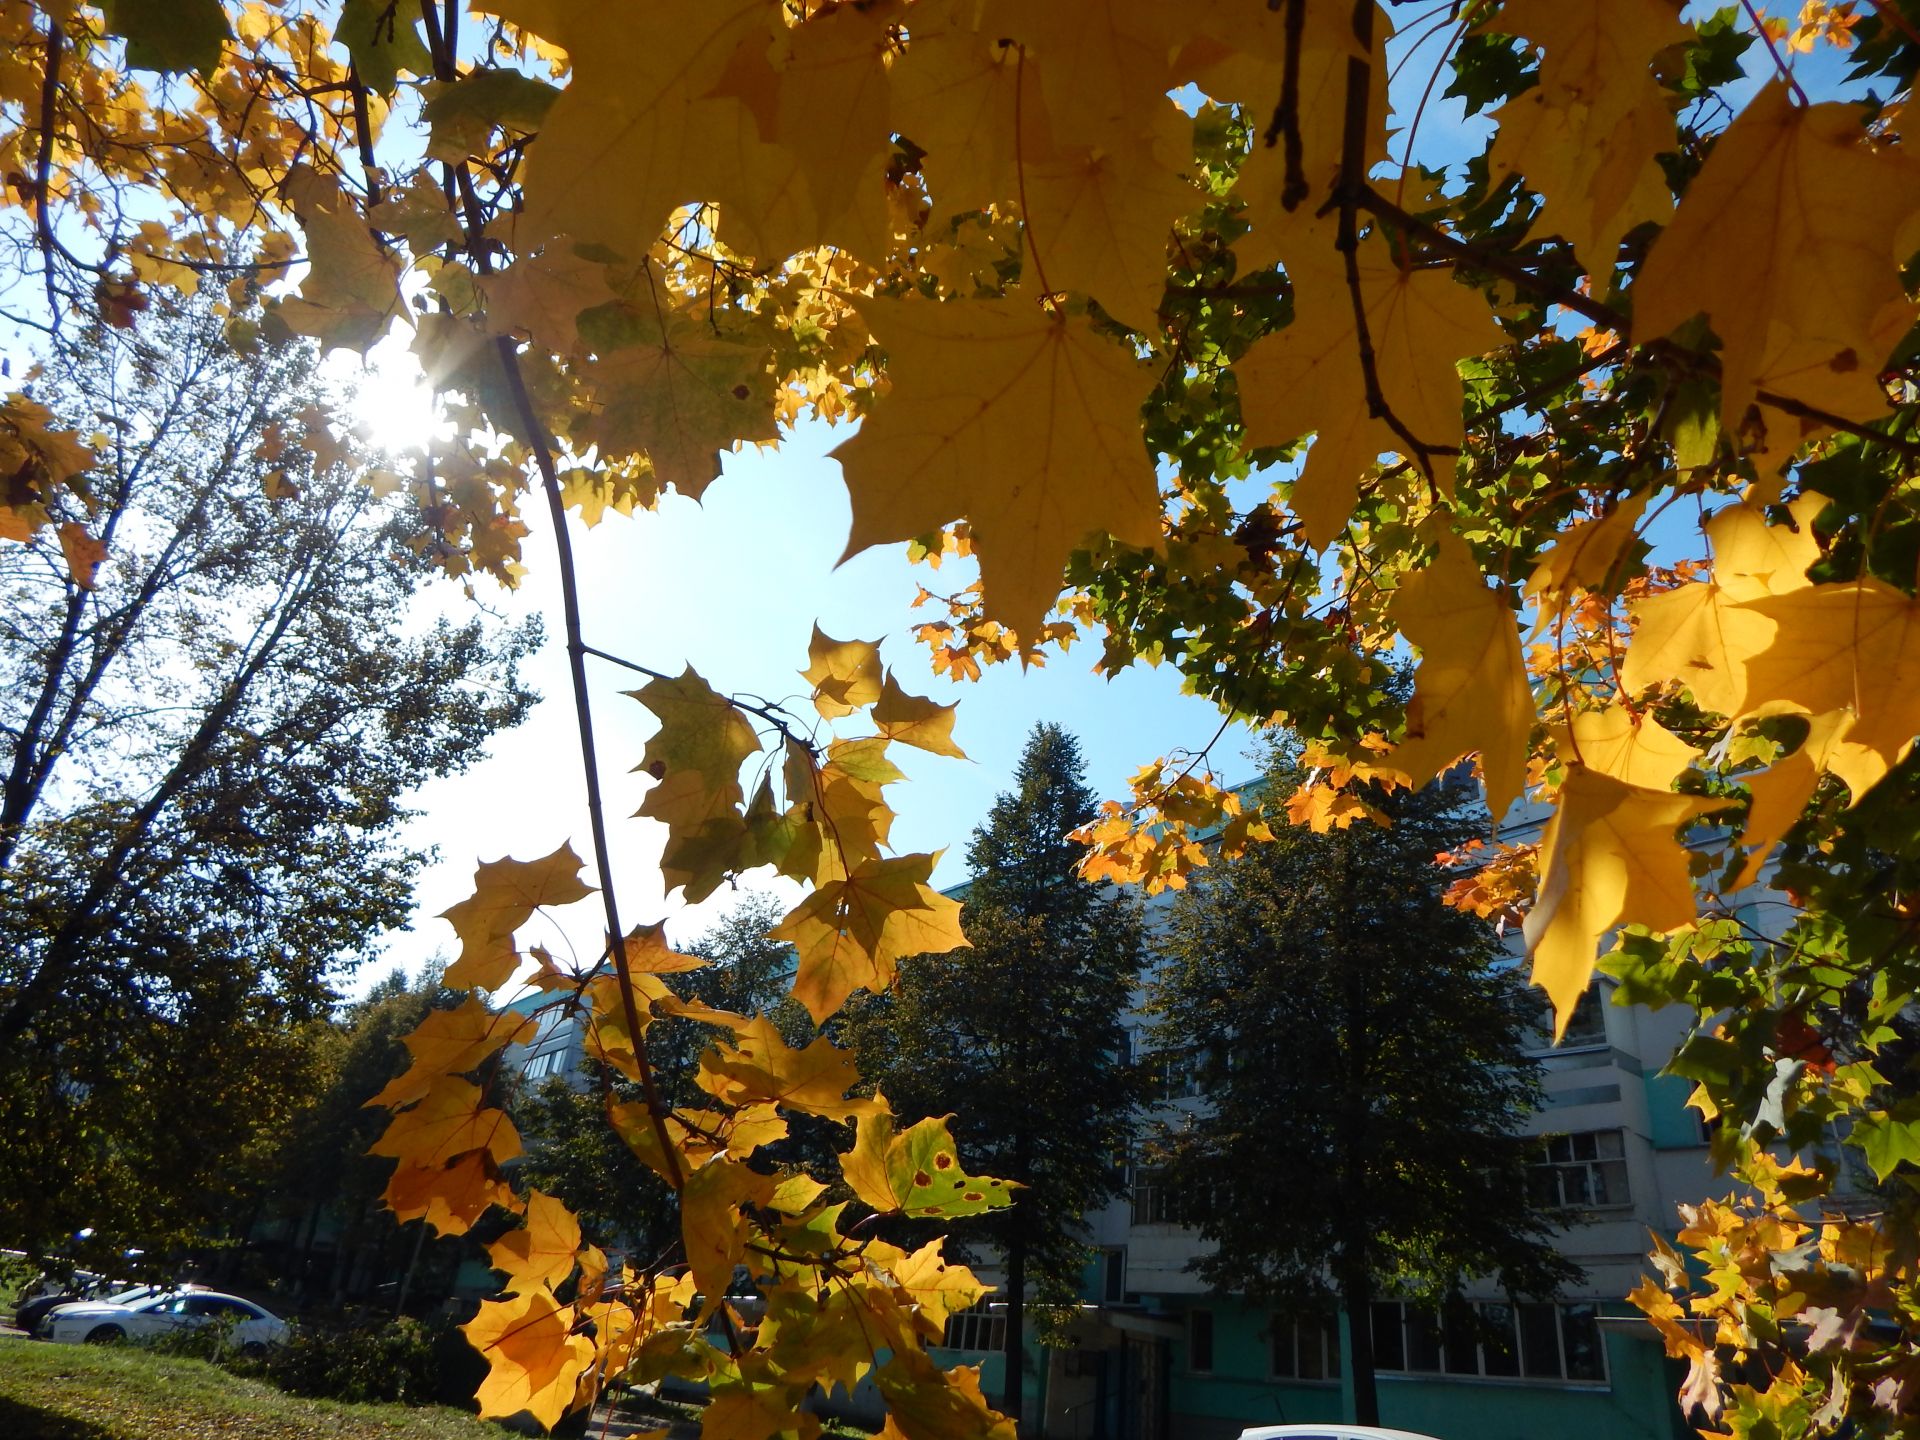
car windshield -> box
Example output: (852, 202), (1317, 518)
(101, 1286), (153, 1304)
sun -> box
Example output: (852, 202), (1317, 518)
(328, 329), (452, 458)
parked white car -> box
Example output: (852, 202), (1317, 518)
(1238, 1428), (1443, 1440)
(43, 1289), (287, 1351)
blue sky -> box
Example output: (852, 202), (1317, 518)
(371, 411), (1255, 980)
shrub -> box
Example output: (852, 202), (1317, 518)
(244, 1316), (443, 1406)
(0, 1252), (39, 1313)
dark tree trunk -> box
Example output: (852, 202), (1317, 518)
(1002, 1228), (1026, 1430)
(1002, 1129), (1032, 1429)
(1338, 1256), (1379, 1426)
(1333, 830), (1380, 1425)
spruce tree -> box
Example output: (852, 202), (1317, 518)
(1149, 746), (1580, 1425)
(847, 723), (1143, 1428)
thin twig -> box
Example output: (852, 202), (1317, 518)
(1355, 185), (1920, 459)
(1740, 0), (1811, 106)
(1262, 0), (1310, 211)
(348, 62), (384, 213)
(1328, 0), (1445, 481)
(493, 336), (686, 1197)
(579, 641), (815, 749)
(34, 11), (62, 323)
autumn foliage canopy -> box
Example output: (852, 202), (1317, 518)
(5, 0), (1920, 1432)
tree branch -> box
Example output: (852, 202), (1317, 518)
(1329, 1), (1451, 480)
(492, 335), (687, 1198)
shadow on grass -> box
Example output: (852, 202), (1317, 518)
(0, 1395), (119, 1440)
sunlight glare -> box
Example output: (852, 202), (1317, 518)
(328, 329), (452, 457)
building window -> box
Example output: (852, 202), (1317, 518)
(1370, 1301), (1607, 1384)
(1543, 987), (1608, 1047)
(1188, 1309), (1214, 1375)
(1102, 1248), (1127, 1304)
(1130, 1168), (1184, 1225)
(523, 1051), (564, 1080)
(1144, 1045), (1205, 1102)
(1270, 1312), (1341, 1382)
(1529, 1130), (1631, 1208)
(941, 1302), (1005, 1353)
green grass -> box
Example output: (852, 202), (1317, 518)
(0, 1339), (509, 1440)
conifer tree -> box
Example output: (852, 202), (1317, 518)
(847, 723), (1143, 1427)
(1149, 749), (1579, 1427)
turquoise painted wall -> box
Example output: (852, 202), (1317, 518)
(1159, 1298), (1687, 1440)
(1646, 1072), (1705, 1150)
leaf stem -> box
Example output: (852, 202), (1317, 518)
(1012, 45), (1062, 317)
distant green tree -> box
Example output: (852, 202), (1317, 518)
(0, 294), (537, 1266)
(1149, 747), (1578, 1426)
(242, 966), (470, 1306)
(846, 723), (1144, 1426)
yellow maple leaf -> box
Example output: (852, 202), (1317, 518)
(440, 843), (595, 991)
(1523, 766), (1733, 1030)
(890, 8), (1050, 220)
(980, 0), (1185, 153)
(871, 672), (968, 759)
(367, 996), (536, 1109)
(1525, 493), (1650, 619)
(480, 244), (621, 359)
(631, 671), (763, 899)
(1730, 709), (1866, 891)
(834, 291), (1160, 639)
(1620, 580), (1771, 716)
(371, 1074), (523, 1170)
(1635, 82), (1920, 459)
(889, 1239), (988, 1331)
(1387, 529), (1534, 821)
(1485, 0), (1687, 273)
(1738, 577), (1920, 776)
(57, 523), (106, 589)
(773, 852), (969, 1025)
(841, 1097), (1017, 1221)
(577, 308), (779, 502)
(763, 0), (898, 230)
(489, 1189), (584, 1294)
(272, 195), (403, 354)
(1233, 232), (1504, 546)
(464, 1287), (596, 1429)
(1617, 493), (1826, 712)
(491, 0), (773, 260)
(1709, 492), (1826, 601)
(1549, 705), (1700, 791)
(802, 624), (884, 719)
(696, 1014), (884, 1123)
(383, 1152), (518, 1237)
(680, 1157), (775, 1309)
(874, 1350), (1017, 1440)
(1019, 98), (1201, 332)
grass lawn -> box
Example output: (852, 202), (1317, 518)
(0, 1338), (509, 1440)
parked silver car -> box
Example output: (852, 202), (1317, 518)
(1238, 1427), (1443, 1440)
(43, 1289), (287, 1352)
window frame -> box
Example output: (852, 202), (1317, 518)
(1370, 1300), (1610, 1386)
(1187, 1308), (1215, 1376)
(1528, 1129), (1632, 1210)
